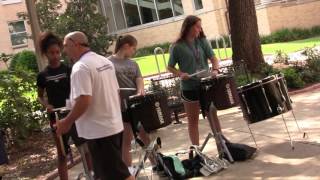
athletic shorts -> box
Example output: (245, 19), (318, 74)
(181, 88), (210, 117)
(86, 132), (131, 180)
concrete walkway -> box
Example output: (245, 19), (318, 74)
(55, 88), (320, 180)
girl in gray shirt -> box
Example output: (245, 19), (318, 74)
(108, 35), (155, 172)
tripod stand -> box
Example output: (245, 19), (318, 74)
(199, 103), (234, 163)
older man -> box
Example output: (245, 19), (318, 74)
(56, 31), (134, 180)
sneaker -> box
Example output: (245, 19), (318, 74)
(128, 166), (137, 175)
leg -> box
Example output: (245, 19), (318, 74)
(52, 133), (68, 180)
(87, 133), (133, 180)
(183, 101), (200, 145)
(122, 122), (134, 166)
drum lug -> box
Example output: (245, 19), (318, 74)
(277, 106), (283, 113)
(261, 86), (272, 113)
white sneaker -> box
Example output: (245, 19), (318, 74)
(128, 166), (137, 175)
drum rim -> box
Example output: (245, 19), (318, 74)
(237, 77), (282, 93)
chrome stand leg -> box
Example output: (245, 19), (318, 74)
(204, 103), (234, 163)
(290, 110), (308, 138)
(135, 137), (161, 179)
(281, 114), (295, 150)
(246, 123), (258, 148)
(78, 143), (94, 180)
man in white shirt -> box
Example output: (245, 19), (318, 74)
(56, 31), (134, 180)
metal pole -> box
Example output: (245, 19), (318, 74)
(25, 0), (45, 71)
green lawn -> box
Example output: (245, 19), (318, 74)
(135, 36), (320, 76)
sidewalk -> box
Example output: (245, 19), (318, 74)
(53, 86), (320, 180)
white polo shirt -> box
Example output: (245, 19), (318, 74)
(70, 51), (123, 139)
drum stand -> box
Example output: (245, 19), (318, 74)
(77, 143), (94, 180)
(199, 103), (234, 163)
(133, 137), (165, 178)
(244, 105), (307, 150)
(53, 109), (94, 180)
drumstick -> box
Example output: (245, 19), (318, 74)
(189, 70), (207, 78)
(119, 88), (137, 91)
(52, 107), (69, 112)
(54, 112), (67, 157)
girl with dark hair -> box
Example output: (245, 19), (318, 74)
(37, 32), (92, 179)
(168, 15), (224, 146)
(108, 35), (155, 173)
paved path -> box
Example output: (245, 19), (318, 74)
(55, 87), (320, 180)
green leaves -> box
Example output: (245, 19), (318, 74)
(36, 0), (114, 56)
(0, 70), (44, 146)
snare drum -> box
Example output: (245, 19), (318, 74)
(200, 74), (239, 110)
(127, 91), (172, 132)
(237, 74), (292, 123)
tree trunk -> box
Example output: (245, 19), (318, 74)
(228, 0), (264, 73)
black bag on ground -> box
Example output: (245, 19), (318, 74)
(225, 142), (256, 161)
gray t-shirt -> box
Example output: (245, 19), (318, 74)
(108, 55), (142, 110)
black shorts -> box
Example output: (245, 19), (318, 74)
(121, 110), (131, 123)
(86, 132), (131, 180)
(181, 88), (209, 116)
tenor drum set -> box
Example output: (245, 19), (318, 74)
(119, 69), (306, 178)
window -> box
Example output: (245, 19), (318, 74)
(101, 0), (185, 32)
(8, 21), (27, 47)
(155, 0), (173, 20)
(193, 0), (203, 10)
(172, 0), (184, 16)
(138, 0), (158, 24)
(1, 0), (22, 5)
(123, 0), (141, 27)
(111, 0), (126, 30)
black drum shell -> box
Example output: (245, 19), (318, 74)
(127, 92), (172, 132)
(201, 74), (239, 110)
(237, 74), (292, 124)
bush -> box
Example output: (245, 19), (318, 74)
(301, 48), (320, 83)
(260, 62), (280, 76)
(135, 42), (171, 58)
(209, 35), (231, 49)
(310, 26), (320, 35)
(9, 50), (38, 73)
(274, 50), (289, 64)
(0, 70), (44, 146)
(281, 67), (305, 89)
(260, 26), (320, 44)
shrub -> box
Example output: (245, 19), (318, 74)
(301, 48), (320, 82)
(0, 70), (44, 146)
(135, 42), (171, 58)
(260, 26), (320, 44)
(281, 67), (305, 89)
(310, 26), (320, 36)
(260, 62), (280, 76)
(274, 50), (289, 64)
(9, 50), (38, 73)
(209, 35), (231, 49)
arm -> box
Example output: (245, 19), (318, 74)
(56, 95), (92, 135)
(37, 87), (53, 112)
(136, 77), (145, 95)
(167, 66), (190, 80)
(209, 55), (220, 75)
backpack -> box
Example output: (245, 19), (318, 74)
(156, 153), (186, 179)
(224, 142), (257, 161)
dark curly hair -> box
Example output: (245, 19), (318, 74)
(39, 32), (63, 55)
